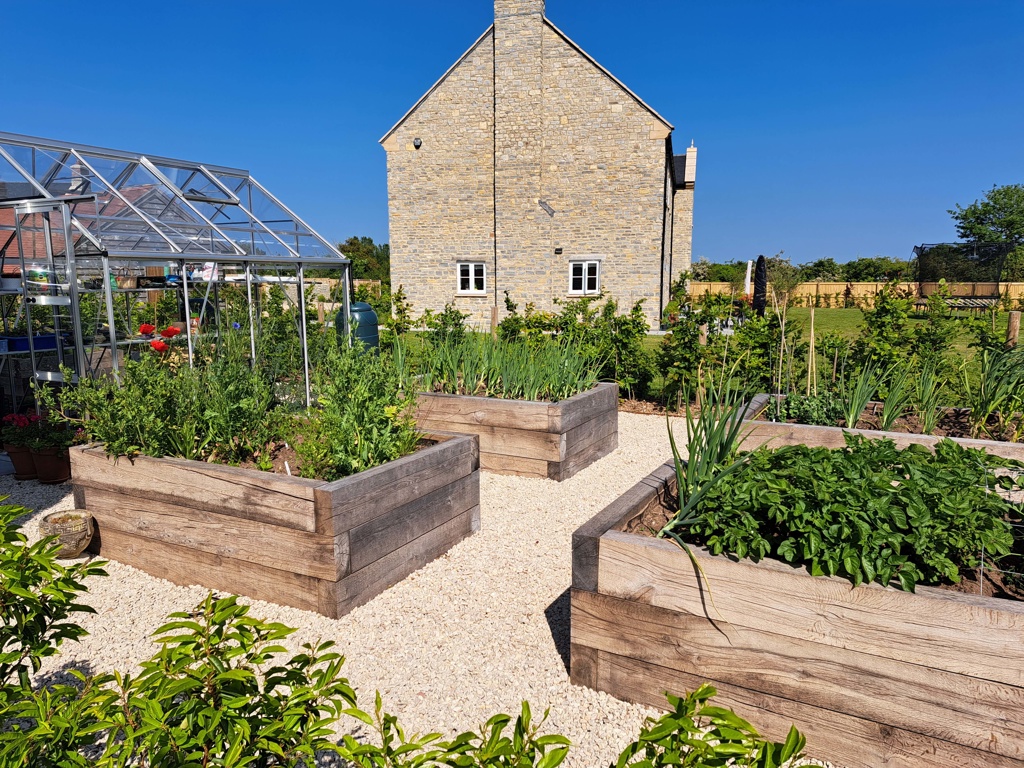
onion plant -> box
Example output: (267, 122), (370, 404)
(660, 374), (753, 602)
(840, 362), (877, 430)
(960, 346), (1024, 440)
(415, 333), (602, 402)
(914, 361), (944, 435)
(878, 361), (915, 431)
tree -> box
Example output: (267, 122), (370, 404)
(338, 236), (391, 284)
(949, 184), (1024, 245)
(797, 257), (843, 282)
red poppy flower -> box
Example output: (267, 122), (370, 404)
(160, 326), (181, 338)
(150, 339), (169, 353)
(139, 323), (156, 335)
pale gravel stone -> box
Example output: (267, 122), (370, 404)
(7, 413), (832, 767)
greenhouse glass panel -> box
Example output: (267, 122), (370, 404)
(0, 131), (343, 264)
(152, 163), (234, 202)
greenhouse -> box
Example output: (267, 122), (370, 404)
(0, 131), (350, 409)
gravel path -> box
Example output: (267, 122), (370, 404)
(7, 413), (823, 766)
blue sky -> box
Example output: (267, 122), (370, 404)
(2, 1), (1022, 265)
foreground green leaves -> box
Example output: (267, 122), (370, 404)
(0, 500), (106, 701)
(0, 501), (813, 767)
(614, 684), (809, 768)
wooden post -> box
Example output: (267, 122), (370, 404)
(698, 324), (708, 346)
(807, 306), (816, 396)
(490, 305), (499, 339)
(1007, 311), (1021, 348)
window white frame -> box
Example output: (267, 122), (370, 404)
(457, 261), (486, 294)
(569, 259), (601, 295)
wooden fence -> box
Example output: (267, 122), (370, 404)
(688, 281), (1024, 309)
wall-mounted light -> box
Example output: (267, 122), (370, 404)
(554, 247), (563, 255)
(413, 138), (423, 149)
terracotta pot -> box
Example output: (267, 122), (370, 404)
(30, 446), (71, 484)
(39, 511), (94, 558)
(4, 443), (37, 480)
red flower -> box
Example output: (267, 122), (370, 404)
(150, 340), (169, 353)
(139, 323), (156, 335)
(160, 326), (181, 338)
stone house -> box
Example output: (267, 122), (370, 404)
(381, 0), (696, 328)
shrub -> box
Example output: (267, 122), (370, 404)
(0, 500), (105, 703)
(853, 280), (915, 372)
(614, 683), (809, 768)
(500, 293), (654, 397)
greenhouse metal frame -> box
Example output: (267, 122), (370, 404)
(0, 131), (350, 409)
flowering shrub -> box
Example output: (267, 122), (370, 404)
(0, 414), (40, 446)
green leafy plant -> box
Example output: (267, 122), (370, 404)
(772, 391), (843, 427)
(0, 500), (106, 701)
(40, 334), (282, 465)
(690, 435), (1020, 591)
(296, 341), (420, 480)
(614, 683), (809, 768)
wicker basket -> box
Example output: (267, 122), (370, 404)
(39, 511), (94, 558)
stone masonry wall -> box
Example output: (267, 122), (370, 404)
(383, 0), (681, 329)
(383, 33), (496, 325)
(672, 186), (694, 283)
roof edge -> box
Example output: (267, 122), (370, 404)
(0, 130), (250, 176)
(379, 25), (495, 145)
(543, 18), (673, 131)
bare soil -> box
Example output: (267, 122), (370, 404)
(622, 497), (1024, 602)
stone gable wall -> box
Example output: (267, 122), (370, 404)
(383, 10), (684, 329)
(383, 33), (496, 322)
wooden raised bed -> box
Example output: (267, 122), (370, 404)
(571, 432), (1024, 768)
(414, 382), (617, 480)
(71, 433), (479, 618)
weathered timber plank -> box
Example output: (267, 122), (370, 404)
(314, 434), (476, 534)
(597, 530), (1024, 687)
(595, 649), (1023, 768)
(573, 589), (1024, 760)
(551, 425), (617, 481)
(71, 446), (321, 532)
(348, 470), (479, 572)
(740, 420), (1024, 462)
(415, 418), (560, 461)
(91, 524), (321, 613)
(83, 487), (341, 581)
(415, 392), (550, 431)
(569, 642), (599, 689)
(479, 451), (549, 478)
(333, 506), (476, 616)
(549, 382), (618, 433)
(571, 461), (675, 592)
(563, 408), (617, 457)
